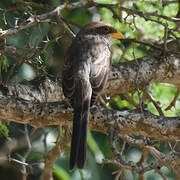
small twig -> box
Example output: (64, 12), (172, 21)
(137, 150), (148, 166)
(3, 6), (19, 25)
(132, 15), (144, 37)
(121, 39), (161, 52)
(133, 46), (145, 117)
(155, 168), (167, 180)
(27, 35), (61, 61)
(0, 156), (43, 167)
(107, 129), (160, 174)
(5, 46), (31, 84)
(120, 141), (126, 155)
(43, 132), (48, 154)
(163, 23), (168, 53)
(109, 6), (122, 23)
(22, 125), (32, 180)
(119, 134), (159, 148)
(112, 169), (122, 180)
(14, 0), (52, 9)
(145, 88), (164, 116)
(121, 38), (180, 55)
(162, 1), (179, 6)
(165, 88), (180, 111)
(61, 16), (82, 29)
(94, 2), (180, 23)
(42, 126), (62, 180)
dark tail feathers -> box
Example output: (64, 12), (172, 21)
(69, 79), (91, 170)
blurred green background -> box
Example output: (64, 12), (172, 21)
(0, 0), (179, 179)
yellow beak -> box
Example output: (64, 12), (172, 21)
(108, 32), (124, 39)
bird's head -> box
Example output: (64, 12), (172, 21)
(78, 21), (124, 40)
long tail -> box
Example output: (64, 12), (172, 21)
(70, 78), (92, 170)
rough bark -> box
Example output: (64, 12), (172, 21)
(0, 54), (179, 142)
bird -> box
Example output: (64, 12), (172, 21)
(62, 21), (123, 170)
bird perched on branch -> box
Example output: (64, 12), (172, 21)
(62, 21), (123, 170)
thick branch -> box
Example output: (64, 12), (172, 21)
(0, 94), (180, 141)
(107, 54), (180, 95)
(0, 0), (179, 147)
(6, 76), (64, 102)
(5, 54), (180, 102)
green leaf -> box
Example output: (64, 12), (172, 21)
(40, 52), (48, 61)
(53, 165), (71, 180)
(87, 131), (101, 153)
(0, 121), (10, 140)
(1, 55), (9, 72)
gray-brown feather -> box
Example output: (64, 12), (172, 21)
(62, 22), (114, 170)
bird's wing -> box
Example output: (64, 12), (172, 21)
(90, 48), (111, 105)
(61, 60), (76, 107)
(90, 64), (109, 91)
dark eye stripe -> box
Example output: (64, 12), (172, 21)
(102, 26), (109, 32)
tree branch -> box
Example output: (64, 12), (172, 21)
(4, 54), (180, 103)
(1, 93), (180, 141)
(0, 1), (179, 177)
(0, 0), (179, 39)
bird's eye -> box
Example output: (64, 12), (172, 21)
(103, 27), (109, 33)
